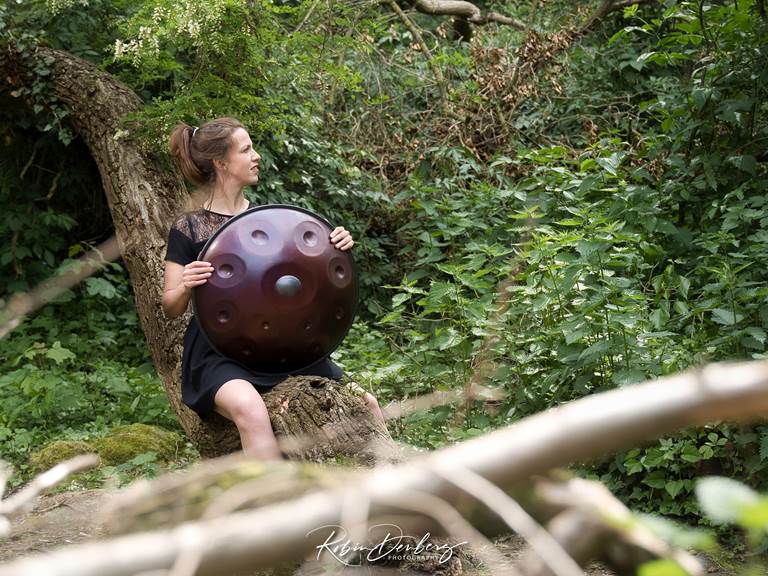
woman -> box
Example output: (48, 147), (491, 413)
(162, 117), (382, 459)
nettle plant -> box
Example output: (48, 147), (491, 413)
(0, 262), (175, 469)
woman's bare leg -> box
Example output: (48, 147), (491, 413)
(214, 379), (282, 460)
(363, 392), (385, 424)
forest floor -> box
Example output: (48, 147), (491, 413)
(0, 489), (745, 574)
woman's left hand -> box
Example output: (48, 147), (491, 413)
(330, 226), (354, 251)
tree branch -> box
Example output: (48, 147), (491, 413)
(412, 0), (527, 30)
(0, 454), (99, 535)
(385, 0), (448, 104)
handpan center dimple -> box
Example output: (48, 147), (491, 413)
(303, 230), (318, 246)
(275, 274), (302, 297)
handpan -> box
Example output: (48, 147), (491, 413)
(193, 204), (358, 374)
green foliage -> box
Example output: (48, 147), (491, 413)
(0, 263), (178, 478)
(2, 0), (768, 540)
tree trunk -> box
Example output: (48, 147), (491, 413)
(0, 45), (389, 458)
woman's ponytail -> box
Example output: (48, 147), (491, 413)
(169, 117), (244, 187)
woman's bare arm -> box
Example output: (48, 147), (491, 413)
(162, 260), (213, 319)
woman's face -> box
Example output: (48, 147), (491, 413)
(219, 128), (261, 187)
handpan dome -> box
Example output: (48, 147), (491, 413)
(193, 204), (358, 374)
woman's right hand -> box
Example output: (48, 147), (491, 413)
(182, 261), (214, 290)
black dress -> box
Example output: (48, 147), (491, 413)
(165, 206), (343, 418)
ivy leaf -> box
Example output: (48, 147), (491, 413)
(665, 479), (686, 498)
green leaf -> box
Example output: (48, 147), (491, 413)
(85, 277), (118, 299)
(643, 470), (666, 489)
(728, 155), (757, 176)
(391, 293), (410, 307)
(680, 444), (702, 463)
(649, 308), (670, 330)
(691, 88), (712, 110)
(129, 452), (158, 466)
(759, 432), (768, 462)
(665, 479), (686, 498)
(434, 328), (463, 351)
(44, 341), (76, 365)
(711, 308), (743, 326)
(746, 327), (767, 345)
(564, 328), (586, 345)
(638, 559), (689, 576)
(596, 152), (625, 176)
(577, 340), (610, 361)
(696, 477), (759, 524)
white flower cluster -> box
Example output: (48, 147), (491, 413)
(174, 0), (228, 52)
(46, 0), (89, 16)
(113, 25), (160, 66)
(112, 0), (232, 67)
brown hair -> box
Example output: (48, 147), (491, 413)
(169, 117), (245, 187)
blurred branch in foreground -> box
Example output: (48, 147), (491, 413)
(0, 236), (121, 339)
(0, 455), (100, 538)
(2, 360), (767, 576)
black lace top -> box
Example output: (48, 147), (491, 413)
(165, 207), (247, 265)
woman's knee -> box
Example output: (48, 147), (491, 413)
(363, 392), (380, 411)
(214, 379), (270, 428)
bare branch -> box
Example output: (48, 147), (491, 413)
(412, 0), (527, 30)
(0, 237), (121, 339)
(0, 454), (99, 535)
(385, 0), (449, 104)
(378, 488), (517, 574)
(434, 464), (584, 576)
(533, 478), (704, 575)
